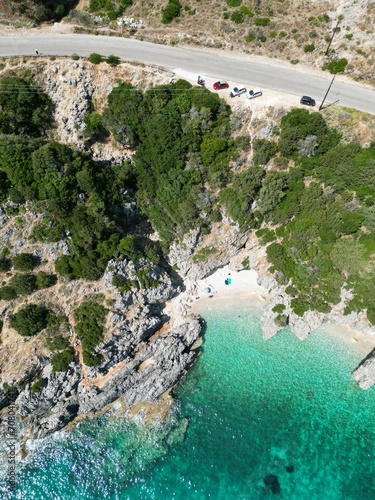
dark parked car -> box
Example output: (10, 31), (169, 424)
(300, 96), (316, 106)
(213, 81), (229, 90)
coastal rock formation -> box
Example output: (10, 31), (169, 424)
(352, 349), (375, 390)
(14, 313), (202, 440)
(289, 310), (325, 341)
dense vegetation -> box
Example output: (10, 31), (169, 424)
(88, 0), (132, 20)
(73, 300), (107, 366)
(26, 1), (79, 23)
(223, 108), (375, 323)
(161, 0), (182, 24)
(102, 80), (234, 241)
(50, 347), (75, 373)
(9, 304), (51, 336)
(1, 70), (375, 329)
(0, 77), (53, 137)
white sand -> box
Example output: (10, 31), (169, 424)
(190, 266), (268, 312)
(187, 266), (375, 357)
(323, 323), (375, 357)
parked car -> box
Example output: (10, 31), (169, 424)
(246, 88), (263, 99)
(229, 87), (247, 98)
(213, 81), (229, 90)
(300, 95), (316, 106)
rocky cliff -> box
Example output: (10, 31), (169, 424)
(1, 256), (202, 451)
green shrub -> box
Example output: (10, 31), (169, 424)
(0, 258), (11, 272)
(304, 43), (315, 53)
(240, 6), (253, 16)
(367, 305), (375, 325)
(71, 53), (80, 60)
(10, 274), (38, 295)
(193, 246), (216, 263)
(226, 0), (242, 6)
(112, 274), (128, 288)
(256, 228), (276, 244)
(323, 58), (348, 74)
(161, 0), (182, 24)
(12, 253), (36, 271)
(46, 335), (70, 351)
(0, 286), (18, 301)
(35, 5), (50, 22)
(231, 10), (245, 23)
(252, 139), (278, 165)
(30, 219), (62, 243)
(291, 298), (309, 316)
(254, 17), (270, 26)
(10, 304), (50, 337)
(36, 272), (58, 289)
(83, 112), (104, 138)
(31, 380), (43, 393)
(245, 34), (256, 42)
(272, 303), (286, 314)
(88, 53), (104, 64)
(0, 77), (53, 137)
(74, 301), (107, 367)
(318, 13), (330, 22)
(50, 348), (75, 373)
(106, 55), (121, 67)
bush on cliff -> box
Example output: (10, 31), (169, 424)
(12, 253), (37, 271)
(0, 257), (11, 273)
(10, 274), (38, 295)
(0, 76), (53, 137)
(74, 301), (107, 367)
(0, 286), (18, 301)
(10, 304), (50, 337)
(50, 348), (75, 373)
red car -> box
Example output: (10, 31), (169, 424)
(213, 81), (229, 90)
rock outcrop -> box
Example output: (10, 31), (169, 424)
(15, 316), (201, 440)
(352, 349), (375, 390)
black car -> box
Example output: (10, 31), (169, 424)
(300, 96), (316, 107)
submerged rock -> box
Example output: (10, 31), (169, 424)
(263, 474), (281, 494)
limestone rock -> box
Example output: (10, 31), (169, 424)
(289, 310), (325, 340)
(352, 350), (375, 390)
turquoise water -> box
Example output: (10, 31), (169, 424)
(2, 298), (375, 499)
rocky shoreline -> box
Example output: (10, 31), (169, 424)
(169, 228), (375, 391)
(0, 255), (203, 461)
(1, 223), (375, 466)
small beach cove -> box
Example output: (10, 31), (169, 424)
(7, 267), (375, 499)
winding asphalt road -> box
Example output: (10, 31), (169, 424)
(0, 34), (374, 115)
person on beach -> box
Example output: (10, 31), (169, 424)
(35, 50), (39, 55)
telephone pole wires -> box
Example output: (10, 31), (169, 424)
(319, 76), (336, 111)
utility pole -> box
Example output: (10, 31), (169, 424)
(325, 19), (341, 56)
(319, 76), (336, 111)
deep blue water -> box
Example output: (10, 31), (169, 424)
(1, 298), (375, 499)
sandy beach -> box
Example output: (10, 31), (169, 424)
(191, 265), (268, 309)
(183, 266), (375, 358)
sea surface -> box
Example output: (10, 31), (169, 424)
(2, 297), (375, 499)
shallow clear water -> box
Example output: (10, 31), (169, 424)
(2, 298), (375, 499)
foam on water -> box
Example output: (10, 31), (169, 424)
(2, 298), (375, 499)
